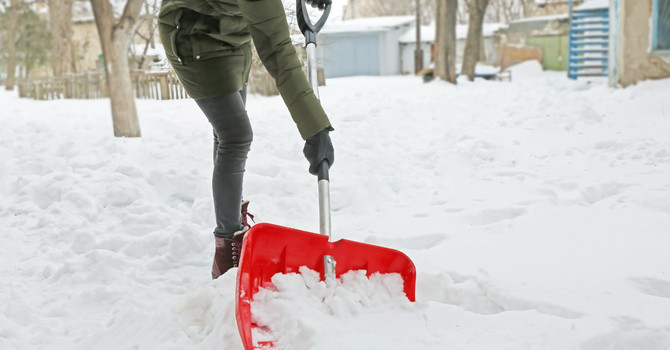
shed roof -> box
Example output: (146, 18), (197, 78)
(534, 0), (608, 9)
(511, 13), (569, 24)
(321, 16), (414, 34)
(575, 0), (609, 10)
(398, 23), (506, 43)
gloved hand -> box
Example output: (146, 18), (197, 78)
(306, 0), (332, 10)
(303, 127), (334, 176)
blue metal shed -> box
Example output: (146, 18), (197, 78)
(317, 17), (414, 78)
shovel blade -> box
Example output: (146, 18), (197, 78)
(235, 223), (416, 349)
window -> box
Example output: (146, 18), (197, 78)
(654, 0), (670, 52)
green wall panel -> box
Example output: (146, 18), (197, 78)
(528, 35), (570, 71)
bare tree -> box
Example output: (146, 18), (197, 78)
(485, 0), (526, 23)
(457, 0), (468, 24)
(131, 0), (159, 70)
(434, 0), (458, 84)
(90, 0), (143, 137)
(519, 0), (530, 17)
(461, 0), (489, 81)
(16, 6), (51, 78)
(4, 0), (18, 90)
(49, 0), (75, 75)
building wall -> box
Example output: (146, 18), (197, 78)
(617, 0), (670, 86)
(380, 29), (401, 75)
(319, 32), (382, 78)
(503, 17), (570, 45)
(401, 36), (500, 74)
(71, 15), (157, 73)
(499, 17), (568, 70)
(528, 35), (569, 70)
(456, 37), (500, 67)
(72, 20), (103, 72)
(400, 42), (432, 75)
(527, 1), (584, 17)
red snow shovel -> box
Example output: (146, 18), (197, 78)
(235, 2), (416, 349)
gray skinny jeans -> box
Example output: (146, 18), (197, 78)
(194, 89), (252, 238)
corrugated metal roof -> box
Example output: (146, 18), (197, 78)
(398, 23), (506, 43)
(321, 16), (414, 34)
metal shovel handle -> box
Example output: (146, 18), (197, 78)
(317, 161), (335, 282)
(301, 4), (331, 241)
(298, 3), (335, 281)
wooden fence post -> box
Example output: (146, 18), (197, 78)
(16, 71), (189, 101)
(159, 75), (169, 100)
(35, 83), (43, 100)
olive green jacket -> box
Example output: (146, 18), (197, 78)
(158, 0), (331, 139)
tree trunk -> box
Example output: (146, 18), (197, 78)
(479, 36), (487, 62)
(461, 0), (490, 81)
(520, 0), (529, 18)
(49, 0), (75, 76)
(90, 0), (144, 138)
(4, 0), (19, 91)
(434, 0), (458, 84)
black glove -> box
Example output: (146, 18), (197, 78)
(303, 127), (334, 176)
(306, 0), (331, 10)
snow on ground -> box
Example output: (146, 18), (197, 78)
(2, 62), (670, 349)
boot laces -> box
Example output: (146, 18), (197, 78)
(231, 241), (242, 267)
(241, 200), (255, 228)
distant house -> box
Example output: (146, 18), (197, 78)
(398, 23), (505, 75)
(71, 2), (159, 73)
(500, 0), (670, 84)
(317, 16), (414, 78)
(398, 25), (434, 75)
(500, 14), (571, 71)
(72, 4), (102, 72)
(608, 0), (670, 86)
(530, 0), (586, 17)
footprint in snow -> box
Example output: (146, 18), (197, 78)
(365, 233), (448, 250)
(470, 207), (527, 226)
(417, 272), (582, 319)
(629, 277), (670, 299)
(580, 183), (629, 205)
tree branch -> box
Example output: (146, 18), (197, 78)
(118, 0), (145, 38)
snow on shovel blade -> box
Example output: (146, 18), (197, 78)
(235, 223), (416, 349)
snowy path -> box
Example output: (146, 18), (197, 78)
(2, 63), (670, 349)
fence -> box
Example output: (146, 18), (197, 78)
(17, 66), (320, 101)
(133, 72), (188, 100)
(17, 71), (189, 101)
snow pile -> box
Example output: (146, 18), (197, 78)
(505, 60), (545, 78)
(2, 68), (670, 350)
(251, 268), (412, 349)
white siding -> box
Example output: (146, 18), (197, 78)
(319, 33), (381, 78)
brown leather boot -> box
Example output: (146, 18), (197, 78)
(211, 226), (249, 279)
(241, 200), (255, 227)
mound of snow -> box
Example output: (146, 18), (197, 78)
(250, 268), (413, 349)
(505, 60), (545, 79)
(3, 67), (670, 350)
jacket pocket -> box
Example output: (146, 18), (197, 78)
(158, 9), (184, 65)
(189, 14), (246, 61)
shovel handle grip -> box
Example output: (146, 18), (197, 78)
(317, 161), (329, 181)
(297, 0), (331, 46)
(317, 161), (331, 240)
